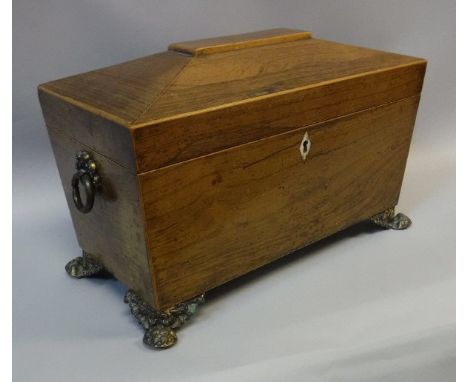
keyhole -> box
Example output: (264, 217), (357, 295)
(299, 132), (311, 160)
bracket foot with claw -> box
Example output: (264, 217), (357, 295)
(65, 251), (105, 278)
(124, 290), (204, 349)
(370, 207), (411, 230)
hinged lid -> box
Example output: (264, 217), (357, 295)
(38, 28), (426, 173)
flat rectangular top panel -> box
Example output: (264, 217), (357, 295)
(168, 28), (312, 56)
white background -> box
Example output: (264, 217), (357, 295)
(12, 1), (455, 381)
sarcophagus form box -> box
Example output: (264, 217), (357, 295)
(38, 29), (426, 349)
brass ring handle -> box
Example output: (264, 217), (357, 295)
(72, 171), (95, 213)
(71, 150), (101, 214)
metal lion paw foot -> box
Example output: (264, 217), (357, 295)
(124, 290), (204, 349)
(65, 251), (105, 278)
(144, 326), (178, 349)
(370, 207), (412, 230)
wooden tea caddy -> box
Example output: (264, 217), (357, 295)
(38, 28), (426, 349)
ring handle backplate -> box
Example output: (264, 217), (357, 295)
(71, 150), (101, 214)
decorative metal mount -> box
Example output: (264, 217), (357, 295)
(65, 251), (105, 278)
(124, 290), (205, 349)
(370, 207), (412, 230)
(65, 252), (203, 349)
(71, 150), (101, 214)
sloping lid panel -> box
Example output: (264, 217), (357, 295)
(131, 38), (425, 126)
(41, 51), (190, 125)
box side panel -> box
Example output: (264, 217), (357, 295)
(132, 62), (426, 172)
(39, 89), (137, 171)
(140, 96), (420, 309)
(45, 125), (155, 307)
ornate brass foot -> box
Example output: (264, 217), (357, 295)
(370, 207), (411, 230)
(65, 251), (105, 278)
(124, 290), (204, 349)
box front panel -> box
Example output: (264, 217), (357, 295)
(140, 96), (420, 309)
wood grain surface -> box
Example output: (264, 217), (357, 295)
(38, 29), (426, 310)
(39, 33), (426, 173)
(140, 96), (420, 309)
(46, 127), (155, 306)
(39, 90), (137, 171)
(168, 28), (312, 56)
(38, 51), (190, 127)
(131, 40), (425, 126)
(132, 62), (425, 172)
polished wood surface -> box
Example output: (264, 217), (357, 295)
(39, 51), (190, 126)
(131, 40), (424, 126)
(40, 37), (425, 129)
(140, 96), (420, 308)
(39, 90), (137, 171)
(168, 28), (312, 56)
(38, 29), (426, 310)
(132, 62), (425, 172)
(46, 126), (155, 306)
(39, 32), (426, 172)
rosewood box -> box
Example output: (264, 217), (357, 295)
(38, 28), (426, 348)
